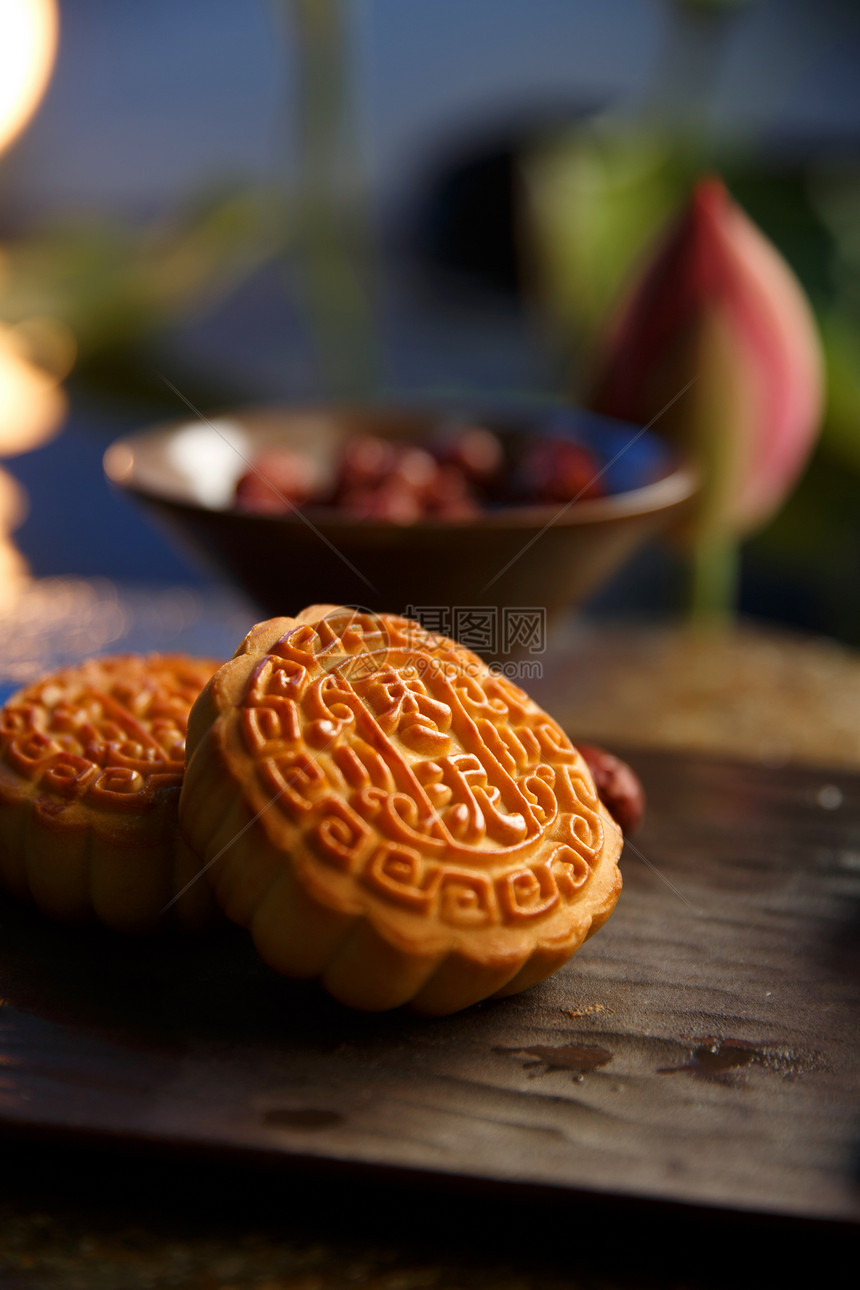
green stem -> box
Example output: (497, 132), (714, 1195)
(288, 0), (378, 398)
(688, 531), (740, 620)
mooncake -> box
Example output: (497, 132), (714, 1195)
(0, 653), (221, 932)
(180, 606), (623, 1014)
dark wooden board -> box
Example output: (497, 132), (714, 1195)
(0, 748), (858, 1224)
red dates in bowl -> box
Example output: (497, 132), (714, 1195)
(233, 425), (606, 523)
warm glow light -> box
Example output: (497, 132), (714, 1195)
(0, 468), (28, 607)
(0, 323), (66, 455)
(0, 0), (59, 155)
(0, 465), (26, 530)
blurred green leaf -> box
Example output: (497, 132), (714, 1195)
(0, 184), (284, 360)
(521, 127), (684, 355)
(820, 309), (860, 472)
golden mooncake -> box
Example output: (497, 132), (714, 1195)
(180, 606), (622, 1014)
(0, 653), (221, 932)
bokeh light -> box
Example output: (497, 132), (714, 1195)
(0, 0), (58, 156)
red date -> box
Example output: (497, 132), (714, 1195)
(520, 439), (604, 505)
(577, 743), (645, 835)
(234, 449), (316, 513)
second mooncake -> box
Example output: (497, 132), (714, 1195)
(181, 606), (622, 1013)
(0, 653), (221, 932)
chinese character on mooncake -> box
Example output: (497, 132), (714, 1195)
(180, 606), (623, 1013)
(0, 654), (222, 932)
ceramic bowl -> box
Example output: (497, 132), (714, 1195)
(104, 402), (696, 629)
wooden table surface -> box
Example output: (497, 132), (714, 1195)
(0, 581), (858, 1288)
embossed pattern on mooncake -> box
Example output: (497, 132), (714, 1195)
(181, 607), (623, 1013)
(0, 654), (221, 931)
(0, 657), (209, 812)
(241, 616), (604, 928)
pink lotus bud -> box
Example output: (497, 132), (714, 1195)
(589, 177), (824, 534)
